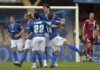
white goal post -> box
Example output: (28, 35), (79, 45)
(0, 5), (80, 62)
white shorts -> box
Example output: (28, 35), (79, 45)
(31, 37), (45, 52)
(11, 39), (23, 51)
(24, 39), (32, 50)
(49, 36), (65, 51)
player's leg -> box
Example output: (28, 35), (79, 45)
(31, 37), (38, 68)
(64, 38), (85, 56)
(86, 38), (93, 62)
(14, 39), (24, 67)
(20, 39), (31, 66)
(31, 51), (37, 68)
(39, 37), (48, 67)
(11, 39), (19, 63)
(49, 36), (61, 68)
(45, 33), (50, 61)
(50, 46), (60, 68)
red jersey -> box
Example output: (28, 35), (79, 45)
(83, 19), (96, 38)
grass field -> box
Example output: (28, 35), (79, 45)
(0, 62), (100, 70)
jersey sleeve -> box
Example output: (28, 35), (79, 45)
(54, 15), (61, 21)
(54, 20), (60, 25)
(28, 22), (34, 32)
(44, 21), (52, 27)
(18, 23), (23, 31)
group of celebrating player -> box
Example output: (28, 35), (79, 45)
(7, 3), (99, 69)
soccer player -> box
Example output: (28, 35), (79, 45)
(7, 16), (24, 64)
(30, 11), (49, 68)
(39, 3), (51, 67)
(39, 3), (64, 66)
(30, 11), (58, 68)
(14, 13), (34, 67)
(82, 13), (99, 62)
(47, 12), (85, 67)
(46, 12), (65, 68)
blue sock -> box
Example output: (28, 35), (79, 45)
(12, 51), (18, 61)
(37, 52), (43, 66)
(51, 53), (57, 66)
(20, 51), (27, 64)
(68, 45), (80, 53)
(32, 52), (36, 63)
(40, 52), (46, 61)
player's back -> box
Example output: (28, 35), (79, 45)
(32, 19), (46, 37)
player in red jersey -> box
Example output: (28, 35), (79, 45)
(82, 13), (99, 62)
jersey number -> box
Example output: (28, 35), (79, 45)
(34, 25), (44, 33)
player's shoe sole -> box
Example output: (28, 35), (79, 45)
(14, 63), (22, 68)
(50, 65), (56, 68)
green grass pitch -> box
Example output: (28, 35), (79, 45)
(0, 62), (100, 70)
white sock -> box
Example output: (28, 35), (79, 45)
(43, 60), (47, 66)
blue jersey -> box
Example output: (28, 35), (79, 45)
(8, 23), (23, 40)
(39, 12), (48, 21)
(40, 12), (61, 33)
(29, 19), (47, 37)
(47, 20), (60, 40)
(26, 19), (34, 40)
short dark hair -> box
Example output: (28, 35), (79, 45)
(43, 3), (50, 9)
(48, 12), (54, 20)
(9, 16), (16, 21)
(34, 11), (39, 19)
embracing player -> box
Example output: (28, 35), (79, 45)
(30, 11), (59, 68)
(39, 3), (65, 66)
(14, 12), (34, 67)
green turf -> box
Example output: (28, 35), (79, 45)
(0, 62), (100, 70)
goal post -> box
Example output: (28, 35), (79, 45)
(0, 5), (80, 62)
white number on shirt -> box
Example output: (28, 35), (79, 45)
(34, 25), (44, 33)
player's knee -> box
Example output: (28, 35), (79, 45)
(18, 49), (23, 53)
(87, 42), (92, 48)
(63, 40), (68, 45)
(54, 50), (59, 55)
(24, 49), (29, 53)
(11, 47), (17, 51)
(38, 50), (45, 53)
(33, 50), (38, 53)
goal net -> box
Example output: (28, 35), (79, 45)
(0, 6), (80, 62)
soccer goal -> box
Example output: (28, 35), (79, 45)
(0, 5), (80, 62)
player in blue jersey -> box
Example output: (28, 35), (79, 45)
(47, 12), (85, 68)
(39, 3), (65, 66)
(30, 11), (47, 68)
(46, 12), (64, 68)
(14, 13), (34, 67)
(39, 3), (51, 67)
(7, 16), (24, 64)
(30, 11), (57, 68)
